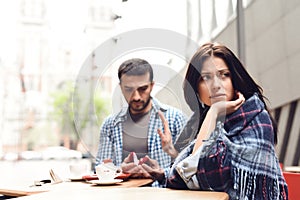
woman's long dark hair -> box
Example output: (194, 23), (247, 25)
(183, 42), (278, 144)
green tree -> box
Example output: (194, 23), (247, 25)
(50, 81), (110, 150)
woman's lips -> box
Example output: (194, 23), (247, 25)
(210, 94), (226, 99)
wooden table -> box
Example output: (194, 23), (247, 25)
(11, 186), (229, 200)
(0, 178), (229, 200)
(0, 178), (154, 197)
(284, 166), (300, 173)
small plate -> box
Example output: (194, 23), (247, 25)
(83, 173), (131, 181)
(87, 179), (123, 185)
(69, 177), (85, 181)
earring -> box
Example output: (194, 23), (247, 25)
(196, 94), (205, 108)
(200, 101), (205, 109)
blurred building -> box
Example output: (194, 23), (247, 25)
(1, 0), (299, 167)
(156, 0), (300, 166)
(0, 0), (118, 156)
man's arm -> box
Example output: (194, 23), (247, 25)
(95, 118), (114, 166)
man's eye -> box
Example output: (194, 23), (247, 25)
(125, 88), (133, 93)
(138, 86), (148, 92)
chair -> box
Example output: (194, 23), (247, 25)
(283, 171), (300, 200)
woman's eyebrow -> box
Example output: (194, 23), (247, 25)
(201, 68), (229, 73)
(200, 71), (211, 75)
(218, 68), (230, 72)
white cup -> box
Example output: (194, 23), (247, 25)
(95, 164), (119, 181)
(69, 163), (88, 179)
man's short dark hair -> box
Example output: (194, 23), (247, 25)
(118, 58), (153, 82)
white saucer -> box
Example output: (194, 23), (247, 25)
(69, 177), (84, 181)
(87, 179), (123, 185)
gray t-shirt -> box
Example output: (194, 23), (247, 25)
(122, 110), (150, 160)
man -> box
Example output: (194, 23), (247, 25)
(95, 58), (187, 187)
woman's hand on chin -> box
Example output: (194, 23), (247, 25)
(210, 91), (245, 117)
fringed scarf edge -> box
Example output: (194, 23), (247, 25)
(232, 167), (288, 200)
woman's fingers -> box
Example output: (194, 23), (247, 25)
(158, 110), (171, 131)
(157, 111), (172, 145)
(231, 92), (245, 110)
(157, 128), (164, 139)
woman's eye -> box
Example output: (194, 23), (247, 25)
(220, 72), (231, 78)
(201, 75), (211, 81)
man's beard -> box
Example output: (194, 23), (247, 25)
(129, 97), (151, 113)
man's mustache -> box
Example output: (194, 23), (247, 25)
(130, 100), (144, 103)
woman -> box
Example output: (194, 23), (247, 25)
(159, 42), (288, 199)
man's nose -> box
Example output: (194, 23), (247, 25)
(131, 89), (141, 100)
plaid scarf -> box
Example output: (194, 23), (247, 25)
(167, 94), (288, 200)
